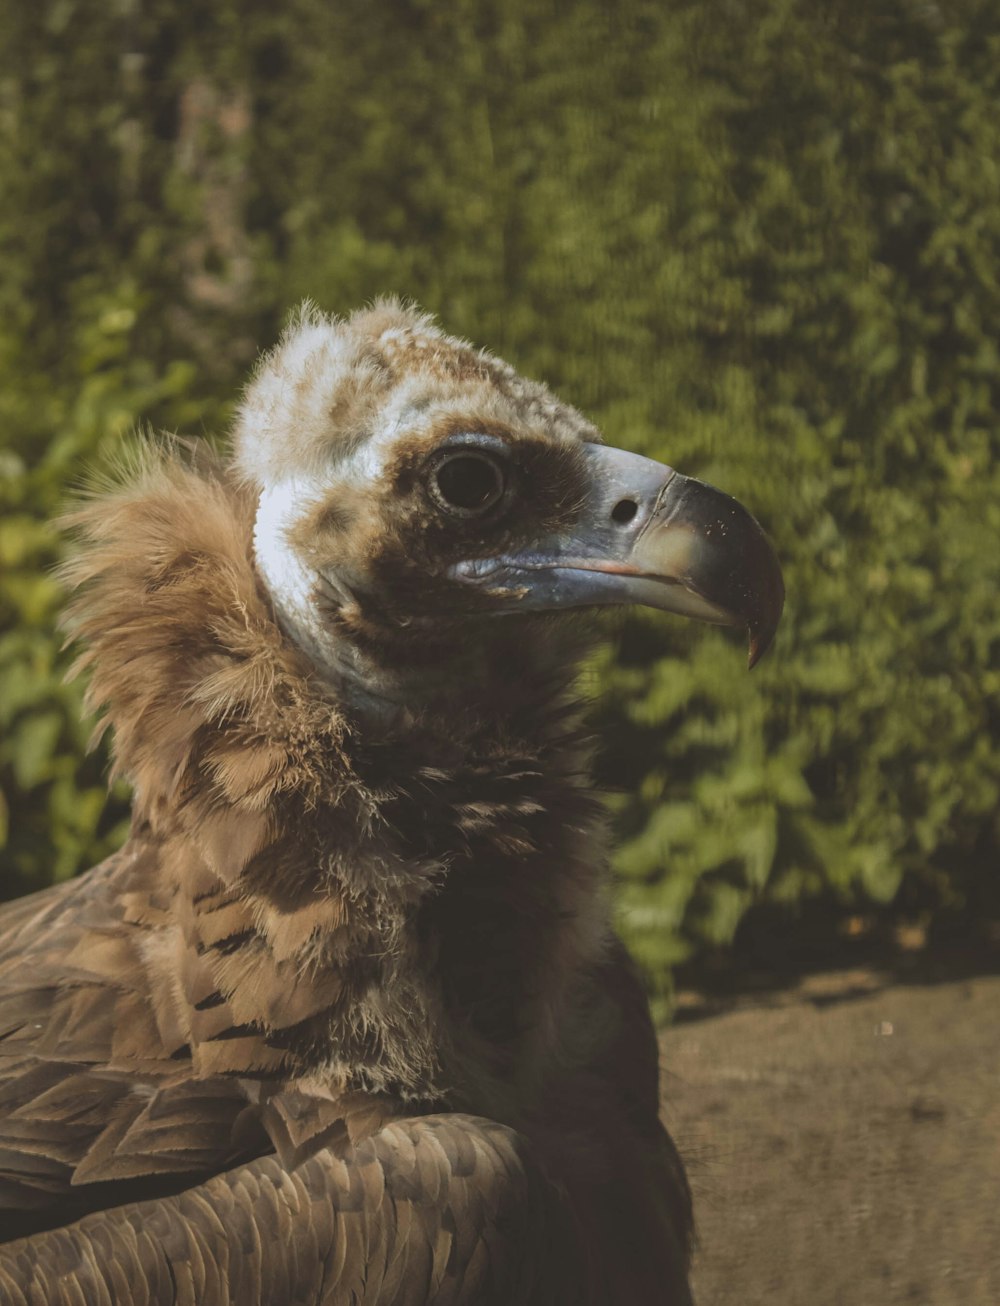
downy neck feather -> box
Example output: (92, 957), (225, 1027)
(60, 444), (610, 1121)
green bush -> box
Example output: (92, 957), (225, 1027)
(1, 0), (998, 985)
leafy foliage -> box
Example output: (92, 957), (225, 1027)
(1, 0), (998, 983)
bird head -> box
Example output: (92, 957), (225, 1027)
(234, 302), (783, 711)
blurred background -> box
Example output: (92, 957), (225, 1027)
(3, 4), (1000, 1299)
(1, 0), (999, 1007)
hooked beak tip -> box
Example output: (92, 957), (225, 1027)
(747, 632), (768, 671)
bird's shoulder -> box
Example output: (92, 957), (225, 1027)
(0, 842), (396, 1236)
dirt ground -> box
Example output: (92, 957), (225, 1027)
(662, 965), (1000, 1306)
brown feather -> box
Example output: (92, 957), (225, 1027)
(0, 1117), (597, 1305)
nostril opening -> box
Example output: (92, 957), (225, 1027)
(611, 498), (639, 525)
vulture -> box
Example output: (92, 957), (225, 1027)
(0, 302), (783, 1304)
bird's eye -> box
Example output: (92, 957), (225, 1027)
(430, 451), (507, 517)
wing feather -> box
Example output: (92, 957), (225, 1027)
(0, 1116), (582, 1305)
(0, 850), (390, 1223)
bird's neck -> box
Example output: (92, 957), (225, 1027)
(135, 684), (609, 1117)
(67, 452), (610, 1118)
(338, 692), (610, 1114)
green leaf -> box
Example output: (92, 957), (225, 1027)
(10, 712), (63, 789)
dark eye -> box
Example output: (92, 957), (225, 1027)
(430, 451), (507, 517)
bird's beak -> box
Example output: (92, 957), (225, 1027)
(451, 443), (784, 667)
